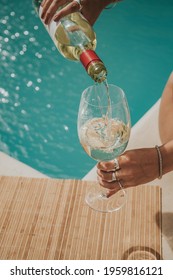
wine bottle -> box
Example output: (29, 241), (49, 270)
(33, 0), (107, 83)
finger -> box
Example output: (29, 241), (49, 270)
(41, 0), (53, 19)
(43, 0), (72, 24)
(97, 160), (115, 172)
(41, 0), (68, 19)
(106, 181), (125, 198)
(44, 1), (61, 24)
(107, 189), (117, 198)
(97, 169), (118, 182)
(53, 1), (80, 22)
(41, 0), (48, 7)
(98, 177), (120, 190)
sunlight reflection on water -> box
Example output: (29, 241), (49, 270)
(1, 0), (173, 178)
(0, 0), (93, 178)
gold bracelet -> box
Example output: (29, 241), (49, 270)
(155, 145), (163, 179)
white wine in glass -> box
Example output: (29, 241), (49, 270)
(78, 83), (131, 212)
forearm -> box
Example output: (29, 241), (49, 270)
(159, 72), (173, 143)
(160, 140), (173, 175)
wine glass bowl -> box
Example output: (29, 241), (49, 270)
(78, 83), (131, 212)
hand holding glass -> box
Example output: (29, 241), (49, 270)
(77, 84), (131, 212)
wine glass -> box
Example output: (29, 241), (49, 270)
(77, 83), (131, 212)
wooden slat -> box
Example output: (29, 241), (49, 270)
(0, 176), (162, 260)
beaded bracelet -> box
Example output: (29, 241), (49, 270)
(155, 145), (163, 179)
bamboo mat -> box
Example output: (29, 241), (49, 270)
(0, 176), (162, 260)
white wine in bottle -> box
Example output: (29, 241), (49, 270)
(33, 0), (107, 83)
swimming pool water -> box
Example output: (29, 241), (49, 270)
(0, 0), (173, 178)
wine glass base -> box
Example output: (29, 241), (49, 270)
(85, 186), (127, 213)
(126, 250), (158, 260)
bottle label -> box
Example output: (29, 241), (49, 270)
(80, 50), (101, 70)
(38, 6), (60, 43)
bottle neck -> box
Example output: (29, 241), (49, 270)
(34, 0), (106, 82)
(80, 50), (107, 83)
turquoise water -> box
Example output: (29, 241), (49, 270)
(0, 0), (173, 178)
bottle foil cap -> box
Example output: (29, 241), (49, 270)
(80, 50), (101, 70)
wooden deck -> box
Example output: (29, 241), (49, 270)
(0, 176), (162, 260)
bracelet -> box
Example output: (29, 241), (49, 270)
(155, 145), (163, 179)
(105, 1), (117, 9)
